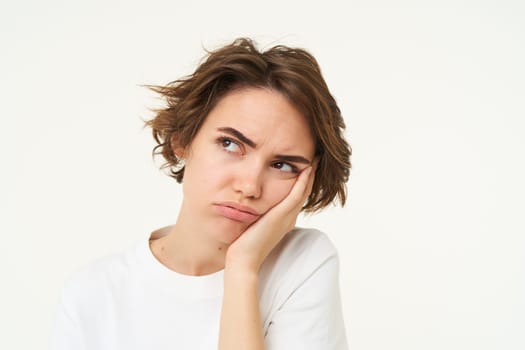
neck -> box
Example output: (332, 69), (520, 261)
(149, 205), (228, 276)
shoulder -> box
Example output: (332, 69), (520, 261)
(259, 227), (340, 301)
(58, 243), (140, 311)
(258, 227), (347, 347)
(279, 227), (338, 257)
(262, 227), (339, 274)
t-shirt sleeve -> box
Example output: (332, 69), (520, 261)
(48, 286), (86, 350)
(263, 244), (349, 350)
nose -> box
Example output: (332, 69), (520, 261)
(232, 161), (264, 199)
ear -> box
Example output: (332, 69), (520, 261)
(174, 147), (185, 159)
(170, 134), (186, 159)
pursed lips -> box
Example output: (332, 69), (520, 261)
(213, 201), (260, 223)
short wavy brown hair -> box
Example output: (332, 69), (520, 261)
(145, 38), (351, 212)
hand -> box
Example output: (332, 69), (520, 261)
(225, 163), (317, 273)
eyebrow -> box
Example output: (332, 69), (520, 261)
(217, 127), (312, 165)
(217, 127), (257, 148)
(274, 155), (311, 165)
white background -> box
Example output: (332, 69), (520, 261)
(2, 0), (524, 349)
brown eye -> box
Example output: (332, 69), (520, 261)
(218, 137), (241, 153)
(272, 162), (297, 173)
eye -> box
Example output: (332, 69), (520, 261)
(272, 162), (298, 173)
(218, 137), (241, 154)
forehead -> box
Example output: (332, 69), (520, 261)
(201, 87), (315, 154)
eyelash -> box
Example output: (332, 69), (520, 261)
(217, 136), (242, 154)
(272, 162), (299, 174)
(216, 136), (299, 174)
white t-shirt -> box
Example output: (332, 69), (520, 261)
(49, 227), (348, 350)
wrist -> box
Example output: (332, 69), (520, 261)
(224, 258), (259, 281)
(225, 248), (262, 272)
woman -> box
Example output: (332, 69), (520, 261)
(50, 38), (352, 350)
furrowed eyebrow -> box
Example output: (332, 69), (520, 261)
(217, 127), (257, 148)
(217, 127), (311, 164)
(275, 155), (312, 165)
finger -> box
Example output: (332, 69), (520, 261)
(305, 159), (318, 197)
(277, 166), (313, 214)
(295, 166), (313, 198)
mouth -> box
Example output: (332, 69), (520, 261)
(213, 201), (260, 223)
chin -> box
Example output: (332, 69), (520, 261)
(211, 220), (248, 245)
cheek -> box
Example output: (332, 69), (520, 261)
(183, 153), (232, 193)
(264, 179), (296, 208)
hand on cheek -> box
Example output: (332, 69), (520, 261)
(225, 164), (317, 272)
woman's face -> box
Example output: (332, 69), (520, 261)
(178, 87), (316, 244)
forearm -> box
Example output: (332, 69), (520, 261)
(218, 265), (265, 350)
